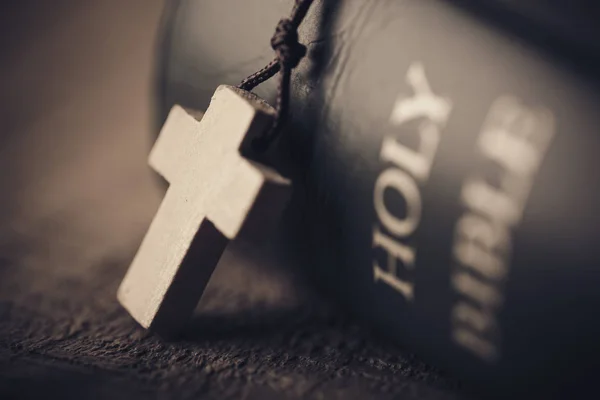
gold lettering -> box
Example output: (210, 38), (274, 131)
(452, 301), (496, 334)
(461, 178), (522, 226)
(479, 97), (554, 178)
(373, 262), (414, 301)
(479, 126), (541, 176)
(453, 327), (498, 362)
(451, 271), (503, 308)
(374, 168), (422, 237)
(373, 227), (416, 272)
(456, 213), (510, 253)
(380, 122), (441, 182)
(454, 240), (506, 281)
(389, 62), (452, 127)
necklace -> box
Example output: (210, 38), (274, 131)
(117, 0), (314, 337)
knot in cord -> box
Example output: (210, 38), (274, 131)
(270, 18), (306, 69)
(237, 0), (314, 152)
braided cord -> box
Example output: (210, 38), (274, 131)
(238, 0), (314, 152)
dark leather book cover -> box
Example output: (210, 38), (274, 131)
(157, 0), (600, 397)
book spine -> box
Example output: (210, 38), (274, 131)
(160, 0), (600, 396)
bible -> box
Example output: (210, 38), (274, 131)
(156, 0), (600, 397)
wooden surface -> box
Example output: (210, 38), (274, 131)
(0, 2), (464, 399)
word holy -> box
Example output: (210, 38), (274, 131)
(372, 62), (452, 301)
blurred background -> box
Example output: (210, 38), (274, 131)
(0, 1), (165, 396)
(0, 0), (163, 252)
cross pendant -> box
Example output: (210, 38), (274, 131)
(118, 85), (290, 337)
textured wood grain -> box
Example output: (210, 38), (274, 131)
(118, 86), (290, 337)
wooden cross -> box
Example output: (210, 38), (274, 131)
(118, 85), (290, 337)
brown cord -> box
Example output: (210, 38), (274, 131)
(238, 0), (314, 152)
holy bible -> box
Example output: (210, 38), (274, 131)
(155, 0), (600, 398)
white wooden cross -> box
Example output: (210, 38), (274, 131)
(118, 85), (290, 337)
